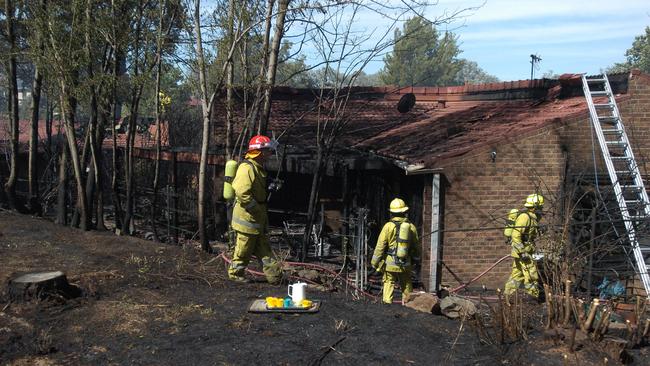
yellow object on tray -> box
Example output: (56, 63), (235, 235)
(265, 297), (283, 308)
(265, 297), (313, 309)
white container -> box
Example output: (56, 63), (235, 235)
(288, 282), (307, 305)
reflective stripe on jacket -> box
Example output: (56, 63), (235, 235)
(231, 159), (268, 235)
(371, 217), (420, 273)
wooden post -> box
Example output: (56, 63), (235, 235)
(341, 165), (349, 268)
(429, 173), (442, 293)
(569, 325), (577, 353)
(594, 309), (611, 341)
(584, 299), (599, 331)
(576, 299), (586, 329)
(563, 280), (572, 327)
(544, 284), (553, 329)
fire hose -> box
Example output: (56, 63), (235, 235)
(217, 253), (378, 300)
(449, 255), (510, 293)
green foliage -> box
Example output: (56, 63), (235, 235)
(608, 26), (650, 74)
(380, 17), (462, 87)
(353, 71), (384, 86)
(455, 60), (499, 84)
(275, 42), (317, 88)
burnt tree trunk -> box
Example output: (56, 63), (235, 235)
(27, 0), (47, 215)
(60, 91), (88, 231)
(194, 0), (213, 253)
(4, 0), (19, 210)
(55, 142), (69, 225)
(28, 53), (44, 215)
(46, 101), (54, 156)
(225, 0), (235, 157)
(111, 45), (124, 231)
(71, 129), (91, 228)
(122, 1), (144, 235)
(94, 114), (107, 230)
(151, 1), (164, 242)
(302, 146), (325, 261)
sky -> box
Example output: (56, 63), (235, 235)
(360, 0), (650, 82)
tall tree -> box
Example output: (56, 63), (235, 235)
(193, 0), (214, 252)
(27, 0), (47, 215)
(380, 16), (462, 87)
(3, 0), (20, 209)
(45, 1), (89, 230)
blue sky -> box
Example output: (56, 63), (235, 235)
(361, 0), (650, 81)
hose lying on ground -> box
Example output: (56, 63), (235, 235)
(217, 253), (378, 300)
(450, 255), (510, 293)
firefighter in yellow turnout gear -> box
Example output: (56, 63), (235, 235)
(504, 193), (544, 298)
(371, 198), (421, 304)
(228, 135), (282, 284)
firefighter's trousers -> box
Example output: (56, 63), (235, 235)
(504, 256), (539, 297)
(228, 231), (282, 284)
(382, 270), (413, 304)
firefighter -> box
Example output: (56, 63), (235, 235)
(227, 135), (282, 284)
(371, 198), (421, 304)
(504, 193), (544, 299)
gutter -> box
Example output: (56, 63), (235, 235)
(403, 163), (442, 175)
(394, 160), (442, 175)
(347, 147), (442, 175)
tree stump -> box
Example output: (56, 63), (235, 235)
(8, 271), (80, 301)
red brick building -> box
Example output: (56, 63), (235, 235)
(234, 70), (650, 292)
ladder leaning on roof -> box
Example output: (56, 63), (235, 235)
(581, 73), (650, 295)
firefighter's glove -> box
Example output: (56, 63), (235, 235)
(519, 252), (532, 263)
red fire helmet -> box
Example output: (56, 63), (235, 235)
(248, 135), (278, 151)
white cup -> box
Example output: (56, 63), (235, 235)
(288, 282), (307, 305)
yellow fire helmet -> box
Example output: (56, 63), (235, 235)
(524, 193), (544, 208)
(389, 198), (409, 213)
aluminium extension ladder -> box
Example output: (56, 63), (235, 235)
(581, 74), (650, 295)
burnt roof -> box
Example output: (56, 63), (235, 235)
(260, 71), (637, 170)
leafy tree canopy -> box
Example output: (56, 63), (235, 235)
(608, 26), (650, 74)
(380, 16), (462, 87)
(455, 59), (499, 84)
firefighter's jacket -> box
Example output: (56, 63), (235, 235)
(231, 159), (268, 235)
(510, 210), (538, 259)
(371, 217), (420, 273)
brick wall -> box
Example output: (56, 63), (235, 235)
(420, 73), (650, 291)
